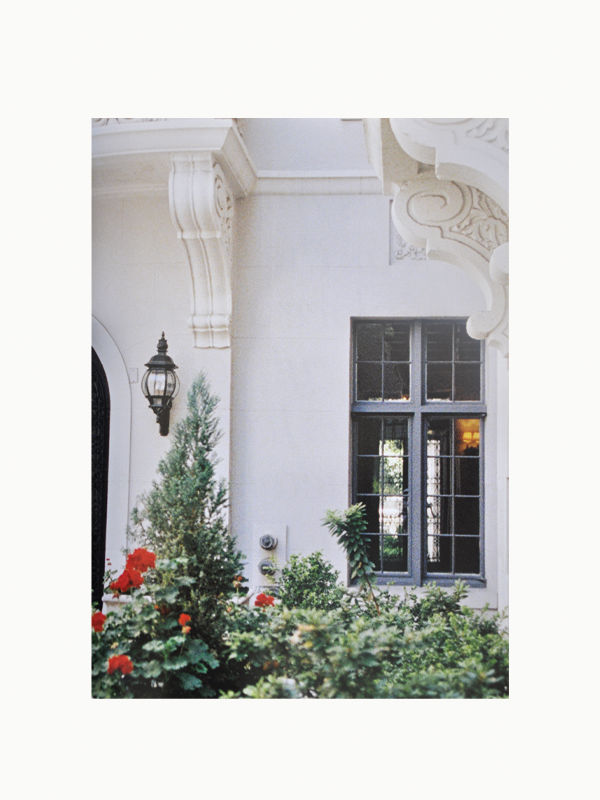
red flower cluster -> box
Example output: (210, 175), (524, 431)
(91, 611), (106, 632)
(110, 567), (144, 595)
(109, 549), (156, 595)
(126, 548), (156, 573)
(107, 654), (134, 675)
(178, 613), (191, 626)
(254, 593), (275, 608)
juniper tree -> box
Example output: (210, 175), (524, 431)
(130, 374), (245, 657)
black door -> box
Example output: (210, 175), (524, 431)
(92, 348), (110, 609)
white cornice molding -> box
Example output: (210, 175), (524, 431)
(169, 154), (234, 348)
(363, 118), (419, 195)
(391, 174), (509, 354)
(93, 119), (254, 350)
(253, 170), (382, 195)
(92, 118), (256, 198)
(389, 118), (508, 211)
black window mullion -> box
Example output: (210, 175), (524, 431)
(411, 321), (423, 584)
(450, 417), (456, 572)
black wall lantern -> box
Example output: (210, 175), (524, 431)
(141, 333), (179, 436)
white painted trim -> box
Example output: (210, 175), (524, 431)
(92, 119), (256, 198)
(254, 170), (382, 195)
(92, 317), (132, 573)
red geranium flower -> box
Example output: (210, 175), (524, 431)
(125, 548), (156, 573)
(91, 611), (106, 632)
(254, 593), (275, 608)
(178, 613), (191, 626)
(110, 567), (144, 594)
(181, 626), (191, 635)
(107, 654), (134, 675)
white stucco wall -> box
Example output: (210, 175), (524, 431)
(92, 189), (233, 568)
(231, 192), (498, 606)
(92, 118), (506, 611)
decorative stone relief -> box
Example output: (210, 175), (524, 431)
(213, 169), (234, 261)
(169, 154), (234, 348)
(391, 175), (508, 355)
(463, 118), (508, 153)
(92, 118), (166, 126)
(398, 177), (508, 261)
(391, 227), (426, 261)
(389, 118), (508, 211)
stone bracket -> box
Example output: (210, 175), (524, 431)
(389, 118), (508, 210)
(169, 154), (234, 348)
(391, 174), (509, 354)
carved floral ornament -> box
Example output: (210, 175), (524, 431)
(394, 177), (508, 261)
(421, 118), (509, 154)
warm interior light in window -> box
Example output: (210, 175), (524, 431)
(455, 419), (480, 453)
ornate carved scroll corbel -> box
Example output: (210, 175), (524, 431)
(169, 154), (234, 348)
(389, 118), (508, 210)
(391, 175), (509, 355)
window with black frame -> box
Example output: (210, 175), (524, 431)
(352, 319), (485, 586)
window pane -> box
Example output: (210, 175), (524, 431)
(455, 363), (480, 401)
(383, 419), (409, 454)
(427, 363), (452, 400)
(427, 457), (452, 496)
(363, 534), (381, 572)
(427, 418), (452, 456)
(357, 457), (380, 494)
(382, 535), (408, 572)
(383, 323), (410, 361)
(425, 322), (453, 361)
(454, 497), (480, 535)
(381, 495), (408, 534)
(383, 363), (410, 400)
(427, 495), (452, 535)
(357, 418), (381, 455)
(358, 496), (380, 533)
(455, 419), (480, 455)
(427, 535), (452, 573)
(455, 325), (481, 361)
(454, 537), (480, 574)
(382, 457), (408, 495)
(454, 457), (479, 495)
(356, 323), (382, 360)
(357, 363), (382, 400)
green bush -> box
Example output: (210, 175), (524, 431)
(91, 556), (218, 698)
(223, 585), (508, 698)
(278, 552), (344, 611)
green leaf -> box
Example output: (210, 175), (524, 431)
(139, 660), (162, 678)
(163, 655), (189, 671)
(155, 587), (179, 604)
(142, 639), (165, 653)
(178, 672), (205, 691)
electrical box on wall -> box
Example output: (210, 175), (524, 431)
(251, 524), (288, 592)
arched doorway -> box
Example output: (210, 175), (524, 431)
(92, 348), (110, 609)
